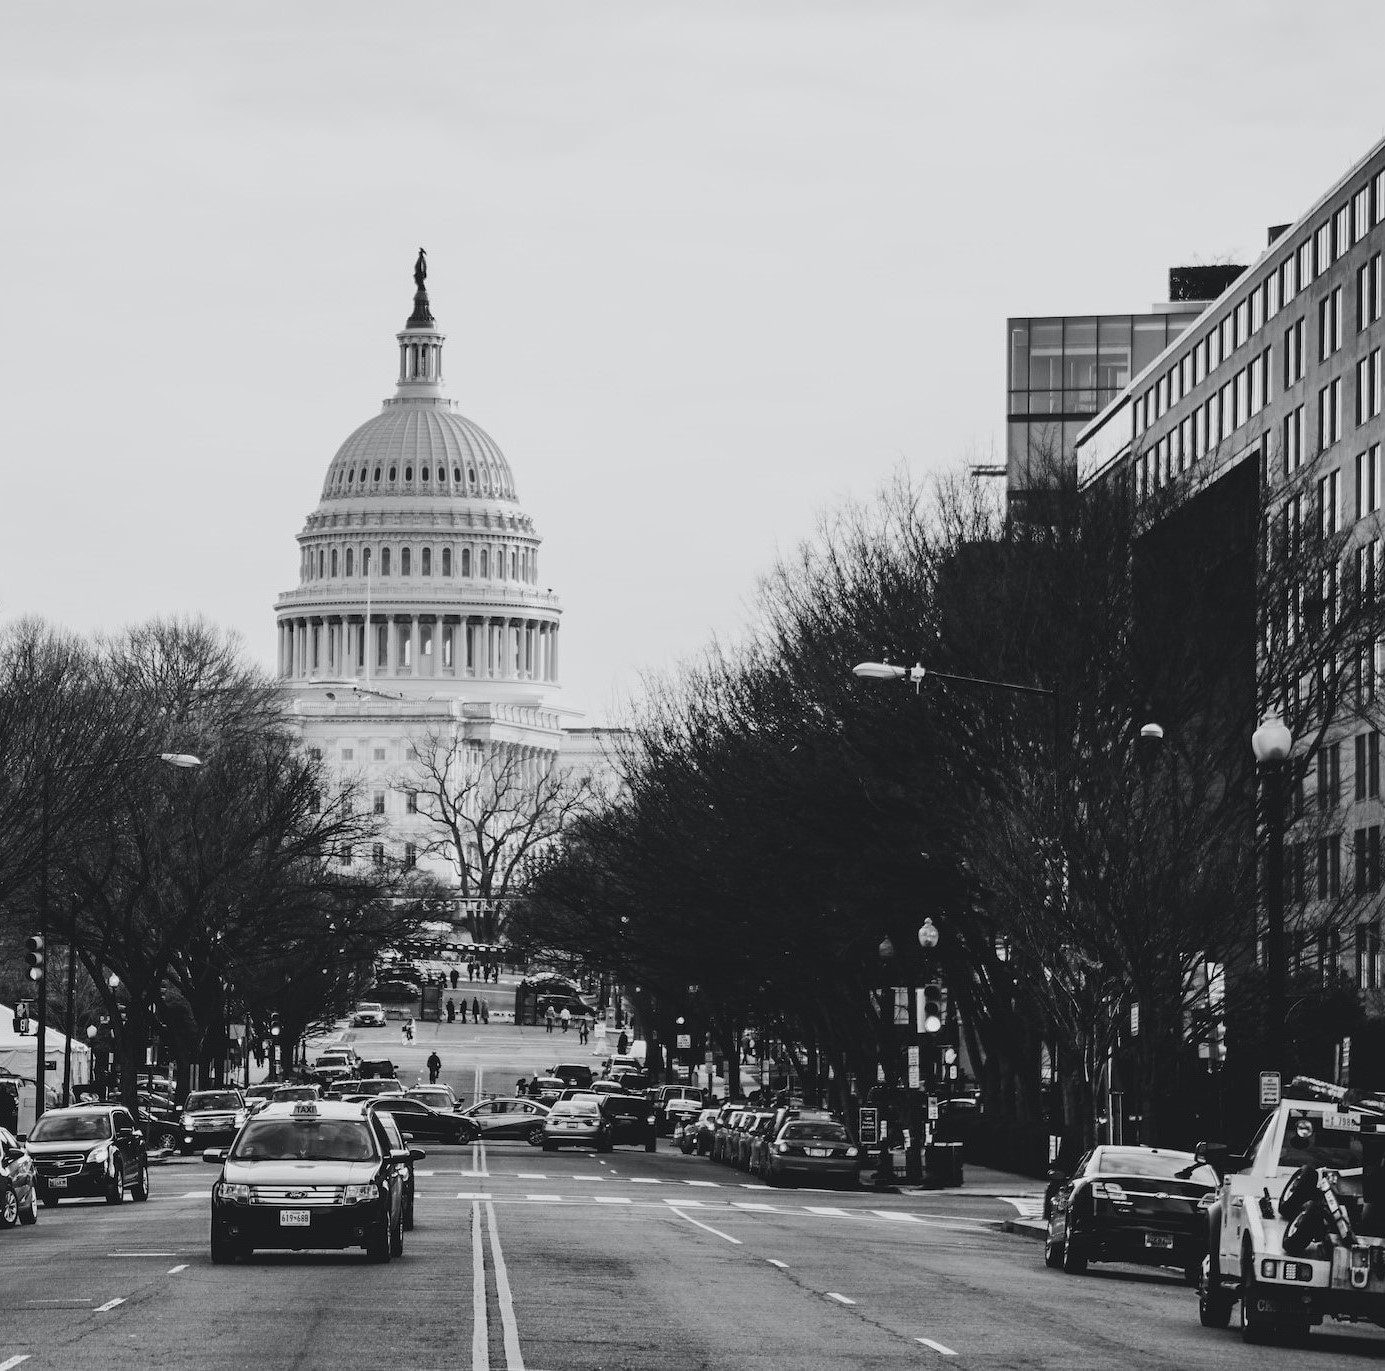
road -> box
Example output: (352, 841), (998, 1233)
(3, 1018), (1382, 1369)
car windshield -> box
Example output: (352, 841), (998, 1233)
(551, 1103), (599, 1119)
(187, 1092), (241, 1111)
(356, 1004), (383, 1013)
(602, 1100), (648, 1118)
(1093, 1149), (1208, 1181)
(357, 1082), (400, 1095)
(1278, 1110), (1381, 1170)
(29, 1113), (113, 1142)
(782, 1122), (850, 1142)
(272, 1088), (318, 1102)
(231, 1118), (376, 1162)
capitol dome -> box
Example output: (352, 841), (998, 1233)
(274, 253), (562, 704)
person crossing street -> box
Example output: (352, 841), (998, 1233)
(427, 1051), (442, 1084)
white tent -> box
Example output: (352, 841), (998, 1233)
(0, 1002), (92, 1133)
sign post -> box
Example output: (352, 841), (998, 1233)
(1259, 1070), (1282, 1109)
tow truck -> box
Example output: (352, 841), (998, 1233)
(1196, 1077), (1385, 1343)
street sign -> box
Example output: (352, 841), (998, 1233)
(927, 1095), (939, 1121)
(676, 1034), (691, 1050)
(858, 1106), (879, 1145)
(907, 1045), (920, 1090)
(1259, 1071), (1281, 1108)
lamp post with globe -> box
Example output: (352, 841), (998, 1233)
(1251, 709), (1293, 1084)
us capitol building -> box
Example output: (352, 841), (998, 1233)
(274, 253), (612, 894)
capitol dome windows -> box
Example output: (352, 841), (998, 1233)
(421, 465), (429, 482)
(441, 548), (452, 576)
(401, 548), (412, 576)
(422, 548), (432, 576)
(346, 548), (354, 577)
(362, 547), (372, 577)
(480, 549), (489, 578)
(330, 549), (338, 577)
(373, 467), (382, 483)
(389, 466), (397, 482)
(405, 466), (414, 482)
(438, 466), (446, 484)
(381, 547), (391, 576)
(461, 548), (471, 577)
(454, 466), (462, 483)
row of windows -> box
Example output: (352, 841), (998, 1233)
(1300, 731), (1382, 814)
(301, 542), (538, 585)
(1289, 827), (1383, 901)
(331, 459), (505, 498)
(1134, 165), (1385, 441)
(1268, 919), (1384, 990)
(335, 841), (418, 870)
(308, 745), (412, 764)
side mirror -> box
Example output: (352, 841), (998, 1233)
(202, 1147), (229, 1163)
(1046, 1168), (1066, 1184)
(1194, 1141), (1231, 1179)
(409, 1146), (426, 1163)
(15, 1134), (26, 1145)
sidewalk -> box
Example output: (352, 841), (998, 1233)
(862, 1148), (1048, 1237)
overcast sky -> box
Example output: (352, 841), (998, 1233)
(4, 2), (1385, 723)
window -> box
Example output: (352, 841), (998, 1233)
(373, 747), (386, 761)
(1318, 742), (1341, 810)
(1320, 288), (1343, 361)
(442, 548), (451, 576)
(1284, 405), (1305, 476)
(1298, 240), (1313, 289)
(404, 843), (416, 870)
(381, 547), (391, 576)
(1220, 315), (1234, 359)
(401, 547), (411, 576)
(1282, 255), (1298, 307)
(1335, 205), (1351, 260)
(1359, 923), (1382, 989)
(1320, 378), (1343, 450)
(308, 747), (322, 761)
(1249, 353), (1265, 416)
(480, 549), (489, 578)
(461, 547), (471, 576)
(1284, 318), (1304, 387)
(1357, 730), (1381, 799)
(1358, 255), (1382, 330)
(338, 845), (352, 867)
(1356, 186), (1372, 243)
(1319, 469), (1341, 535)
(1358, 445), (1381, 518)
(406, 790), (418, 814)
(1315, 223), (1332, 277)
(341, 748), (354, 761)
(345, 547), (354, 577)
(362, 547), (371, 577)
(373, 790), (386, 816)
(372, 843), (385, 869)
(1359, 353), (1383, 426)
(1318, 834), (1342, 899)
(330, 549), (338, 577)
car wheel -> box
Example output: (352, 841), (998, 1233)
(367, 1220), (392, 1264)
(1199, 1282), (1234, 1328)
(153, 1127), (179, 1151)
(0, 1182), (18, 1228)
(1239, 1242), (1282, 1344)
(131, 1159), (150, 1202)
(1183, 1259), (1202, 1288)
(1060, 1221), (1087, 1275)
(390, 1213), (404, 1258)
(106, 1159), (126, 1205)
(527, 1124), (546, 1147)
(1043, 1226), (1064, 1270)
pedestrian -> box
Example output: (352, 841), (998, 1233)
(403, 1017), (415, 1044)
(516, 1077), (527, 1096)
(544, 1005), (555, 1034)
(480, 999), (489, 1025)
(472, 996), (481, 1023)
(450, 967), (459, 989)
(459, 998), (468, 1023)
(560, 1007), (571, 1033)
(617, 1029), (629, 1055)
(446, 997), (456, 1023)
(427, 1051), (442, 1084)
(467, 962), (475, 982)
(527, 1077), (541, 1098)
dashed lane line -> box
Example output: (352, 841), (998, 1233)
(916, 1337), (958, 1356)
(524, 1194), (563, 1202)
(167, 1265), (188, 1275)
(806, 1206), (848, 1216)
(94, 1298), (126, 1313)
(732, 1203), (776, 1211)
(592, 1197), (632, 1205)
(0, 1355), (32, 1370)
(870, 1210), (920, 1223)
(766, 1259), (789, 1269)
(457, 1193), (492, 1200)
(826, 1293), (856, 1305)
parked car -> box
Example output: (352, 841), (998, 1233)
(0, 1126), (39, 1226)
(405, 1085), (460, 1112)
(1044, 1144), (1216, 1283)
(133, 1091), (184, 1149)
(27, 1103), (150, 1205)
(655, 1086), (705, 1136)
(740, 1112), (779, 1173)
(350, 1002), (387, 1028)
(542, 1099), (612, 1153)
(599, 1094), (657, 1152)
(711, 1104), (748, 1162)
(762, 1115), (863, 1189)
(458, 1097), (550, 1145)
(680, 1108), (719, 1156)
(179, 1090), (248, 1156)
(365, 1096), (480, 1145)
(243, 1084), (278, 1114)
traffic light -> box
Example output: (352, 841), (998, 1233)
(269, 1012), (281, 1039)
(921, 982), (944, 1034)
(24, 934), (44, 983)
(11, 1001), (28, 1034)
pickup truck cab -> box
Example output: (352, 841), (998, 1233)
(1198, 1081), (1385, 1344)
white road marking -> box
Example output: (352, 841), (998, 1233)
(457, 1193), (493, 1200)
(767, 1259), (789, 1269)
(107, 1252), (178, 1256)
(525, 1194), (563, 1202)
(741, 1183), (772, 1190)
(806, 1206), (848, 1216)
(516, 1174), (547, 1180)
(916, 1337), (957, 1356)
(167, 1264), (188, 1274)
(181, 1191), (208, 1198)
(486, 1202), (526, 1370)
(826, 1292), (855, 1305)
(732, 1203), (776, 1211)
(592, 1197), (632, 1205)
(663, 1198), (703, 1207)
(95, 1298), (125, 1313)
(1000, 1195), (1045, 1218)
(471, 1203), (487, 1371)
(871, 1210), (919, 1222)
(628, 1177), (660, 1184)
(0, 1356), (31, 1370)
(669, 1207), (741, 1244)
(684, 1180), (719, 1187)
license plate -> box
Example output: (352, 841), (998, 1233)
(47, 1177), (67, 1189)
(1145, 1232), (1174, 1249)
(279, 1210), (311, 1227)
(806, 1148), (829, 1157)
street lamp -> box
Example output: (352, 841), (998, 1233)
(1252, 709), (1293, 1083)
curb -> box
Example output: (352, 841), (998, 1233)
(1003, 1218), (1048, 1239)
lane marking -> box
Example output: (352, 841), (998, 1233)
(668, 1206), (741, 1244)
(471, 1203), (487, 1371)
(486, 1201), (526, 1370)
(732, 1203), (776, 1211)
(167, 1264), (188, 1274)
(916, 1337), (957, 1356)
(767, 1258), (789, 1269)
(592, 1197), (632, 1205)
(107, 1252), (177, 1257)
(95, 1298), (126, 1313)
(806, 1207), (848, 1216)
(662, 1198), (703, 1207)
(628, 1178), (660, 1184)
(684, 1180), (719, 1187)
(0, 1356), (32, 1370)
(525, 1194), (562, 1202)
(741, 1183), (772, 1190)
(457, 1193), (493, 1200)
(516, 1174), (547, 1180)
(871, 1211), (919, 1223)
(826, 1293), (856, 1305)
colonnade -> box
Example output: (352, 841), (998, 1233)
(277, 612), (559, 684)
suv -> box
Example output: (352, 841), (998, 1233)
(26, 1103), (150, 1205)
(654, 1085), (705, 1136)
(312, 1050), (358, 1085)
(1197, 1082), (1385, 1343)
(550, 1063), (595, 1091)
(180, 1090), (248, 1155)
(600, 1094), (657, 1151)
(350, 1002), (387, 1028)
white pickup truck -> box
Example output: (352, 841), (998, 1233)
(1197, 1081), (1385, 1344)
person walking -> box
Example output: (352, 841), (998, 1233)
(450, 967), (459, 989)
(446, 997), (456, 1023)
(560, 1007), (571, 1034)
(427, 1051), (442, 1084)
(516, 1077), (528, 1096)
(459, 998), (468, 1024)
(472, 996), (481, 1024)
(544, 1005), (556, 1034)
(403, 1017), (415, 1045)
(480, 999), (489, 1025)
(617, 1029), (629, 1056)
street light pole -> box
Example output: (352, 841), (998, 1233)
(1252, 711), (1293, 1082)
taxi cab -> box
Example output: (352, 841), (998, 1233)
(204, 1099), (419, 1264)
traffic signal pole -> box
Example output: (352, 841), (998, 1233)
(35, 770), (50, 1120)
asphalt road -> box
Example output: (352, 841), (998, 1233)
(4, 1019), (1383, 1369)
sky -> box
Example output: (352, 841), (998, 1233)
(4, 1), (1385, 724)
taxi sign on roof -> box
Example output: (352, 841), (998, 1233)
(291, 1102), (320, 1118)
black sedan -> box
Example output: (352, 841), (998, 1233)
(0, 1126), (39, 1226)
(365, 1096), (480, 1145)
(1044, 1145), (1218, 1282)
(599, 1094), (657, 1151)
(458, 1097), (550, 1145)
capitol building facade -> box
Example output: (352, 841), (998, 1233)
(274, 256), (612, 899)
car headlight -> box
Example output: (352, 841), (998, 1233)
(844, 1146), (859, 1158)
(181, 1115), (194, 1130)
(216, 1182), (252, 1201)
(774, 1141), (790, 1154)
(342, 1183), (378, 1204)
(87, 1143), (113, 1164)
(234, 1110), (248, 1127)
(646, 1116), (656, 1125)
